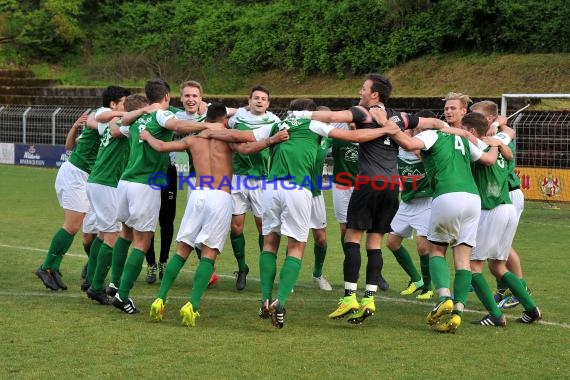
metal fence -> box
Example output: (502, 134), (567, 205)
(0, 105), (90, 145)
(1, 105), (568, 169)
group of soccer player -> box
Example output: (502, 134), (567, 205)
(34, 73), (541, 332)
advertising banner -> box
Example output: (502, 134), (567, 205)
(14, 144), (69, 168)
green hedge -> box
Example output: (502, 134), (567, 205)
(1, 0), (568, 74)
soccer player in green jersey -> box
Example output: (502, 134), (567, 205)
(471, 100), (532, 309)
(35, 86), (130, 291)
(228, 86), (281, 291)
(463, 112), (542, 325)
(110, 79), (223, 314)
(84, 95), (153, 304)
(374, 108), (501, 333)
(204, 98), (400, 328)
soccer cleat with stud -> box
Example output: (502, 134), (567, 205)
(516, 307), (542, 324)
(208, 271), (219, 288)
(347, 296), (376, 324)
(258, 299), (270, 319)
(498, 295), (520, 309)
(472, 314), (506, 327)
(105, 282), (118, 297)
(80, 280), (90, 292)
(416, 289), (434, 300)
(35, 266), (59, 291)
(146, 264), (157, 284)
(235, 265), (249, 291)
(112, 295), (138, 314)
(86, 287), (110, 305)
(328, 293), (360, 319)
(180, 302), (200, 327)
(433, 313), (462, 333)
(269, 300), (285, 329)
(379, 274), (389, 291)
(494, 288), (508, 303)
(312, 275), (332, 291)
(52, 271), (68, 290)
(150, 298), (165, 322)
(426, 298), (454, 325)
(401, 279), (424, 296)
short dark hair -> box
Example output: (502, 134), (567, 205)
(461, 112), (489, 136)
(206, 102), (227, 122)
(124, 94), (149, 112)
(289, 98), (317, 111)
(365, 73), (392, 103)
(249, 85), (270, 99)
(102, 86), (131, 108)
(145, 78), (170, 103)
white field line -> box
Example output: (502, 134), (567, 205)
(2, 243), (569, 329)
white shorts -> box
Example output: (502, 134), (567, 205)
(332, 185), (353, 223)
(390, 197), (432, 239)
(509, 188), (524, 222)
(177, 189), (232, 251)
(86, 183), (121, 232)
(117, 180), (161, 232)
(55, 161), (90, 213)
(231, 175), (263, 217)
(472, 204), (517, 261)
(262, 181), (313, 242)
(184, 175), (197, 202)
(82, 209), (98, 234)
(309, 194), (327, 230)
(428, 192), (481, 247)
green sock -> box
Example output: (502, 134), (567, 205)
(391, 246), (422, 282)
(189, 258), (215, 310)
(276, 256), (302, 306)
(496, 276), (508, 290)
(429, 256), (450, 301)
(520, 277), (528, 289)
(231, 233), (247, 272)
(258, 233), (264, 253)
(91, 243), (113, 292)
(86, 237), (103, 284)
(420, 255), (431, 289)
(259, 251), (277, 301)
(312, 244), (327, 278)
(42, 228), (74, 270)
(110, 237), (131, 285)
(158, 254), (186, 300)
(503, 272), (536, 310)
(117, 248), (145, 300)
(453, 269), (472, 310)
(472, 273), (502, 318)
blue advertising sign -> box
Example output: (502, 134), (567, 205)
(14, 144), (69, 168)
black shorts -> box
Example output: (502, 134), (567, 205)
(346, 182), (399, 233)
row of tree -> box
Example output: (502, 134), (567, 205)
(1, 0), (568, 75)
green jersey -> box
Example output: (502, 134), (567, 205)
(229, 107), (280, 177)
(507, 140), (520, 190)
(471, 143), (511, 209)
(416, 130), (480, 199)
(67, 123), (101, 174)
(331, 124), (358, 187)
(397, 148), (433, 202)
(311, 137), (332, 196)
(255, 117), (332, 192)
(121, 110), (175, 184)
(175, 109), (206, 175)
(88, 109), (130, 187)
